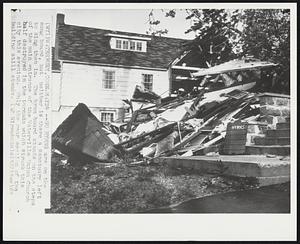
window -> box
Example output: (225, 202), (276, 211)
(103, 71), (115, 89)
(111, 38), (146, 52)
(136, 41), (142, 51)
(100, 112), (114, 122)
(116, 39), (122, 49)
(130, 41), (136, 50)
(142, 74), (153, 91)
(122, 40), (129, 50)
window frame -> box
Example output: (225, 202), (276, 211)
(112, 38), (145, 52)
(100, 111), (115, 123)
(122, 40), (129, 50)
(142, 74), (154, 91)
(116, 39), (122, 49)
(136, 41), (143, 51)
(130, 40), (136, 50)
(102, 70), (116, 90)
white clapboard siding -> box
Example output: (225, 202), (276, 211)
(60, 63), (170, 109)
(52, 63), (170, 131)
(51, 72), (62, 111)
(126, 69), (169, 98)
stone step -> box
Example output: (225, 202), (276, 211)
(255, 137), (290, 145)
(253, 137), (266, 145)
(245, 145), (290, 156)
(265, 137), (290, 145)
(266, 129), (290, 138)
(276, 122), (290, 130)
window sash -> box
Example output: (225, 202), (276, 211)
(130, 41), (136, 50)
(113, 38), (144, 52)
(103, 71), (115, 89)
(101, 112), (114, 122)
(136, 41), (142, 51)
(116, 39), (122, 49)
(142, 74), (153, 91)
(122, 40), (129, 49)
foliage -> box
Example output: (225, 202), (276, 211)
(146, 10), (168, 36)
(185, 9), (242, 66)
(149, 9), (243, 66)
(147, 9), (290, 93)
(240, 9), (290, 93)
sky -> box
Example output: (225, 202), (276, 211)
(54, 9), (196, 40)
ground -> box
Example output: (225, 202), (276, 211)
(46, 152), (260, 214)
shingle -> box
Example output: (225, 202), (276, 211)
(56, 23), (189, 69)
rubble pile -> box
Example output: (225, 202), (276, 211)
(52, 84), (290, 165)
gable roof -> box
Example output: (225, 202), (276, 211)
(55, 17), (189, 70)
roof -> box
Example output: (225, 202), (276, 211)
(55, 22), (189, 70)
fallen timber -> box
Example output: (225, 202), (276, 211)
(52, 103), (123, 163)
(51, 58), (290, 175)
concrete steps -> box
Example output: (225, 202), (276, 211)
(156, 155), (290, 184)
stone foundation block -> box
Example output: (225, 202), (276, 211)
(260, 105), (282, 116)
(281, 108), (290, 116)
(275, 97), (290, 107)
(276, 122), (290, 130)
(260, 96), (275, 106)
(266, 129), (290, 138)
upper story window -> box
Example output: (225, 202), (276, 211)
(100, 112), (115, 123)
(130, 41), (135, 50)
(108, 34), (149, 52)
(142, 74), (153, 91)
(122, 40), (129, 50)
(113, 38), (145, 52)
(116, 39), (122, 49)
(103, 70), (115, 89)
(136, 41), (142, 51)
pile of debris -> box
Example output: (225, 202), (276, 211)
(52, 84), (290, 165)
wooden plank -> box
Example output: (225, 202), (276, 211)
(126, 130), (173, 155)
(125, 110), (139, 133)
(118, 122), (177, 147)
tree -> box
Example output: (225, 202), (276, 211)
(184, 9), (242, 66)
(148, 9), (290, 94)
(149, 9), (243, 66)
(240, 9), (290, 93)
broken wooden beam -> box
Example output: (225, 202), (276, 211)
(52, 103), (123, 163)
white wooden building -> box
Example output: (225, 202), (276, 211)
(51, 14), (188, 131)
